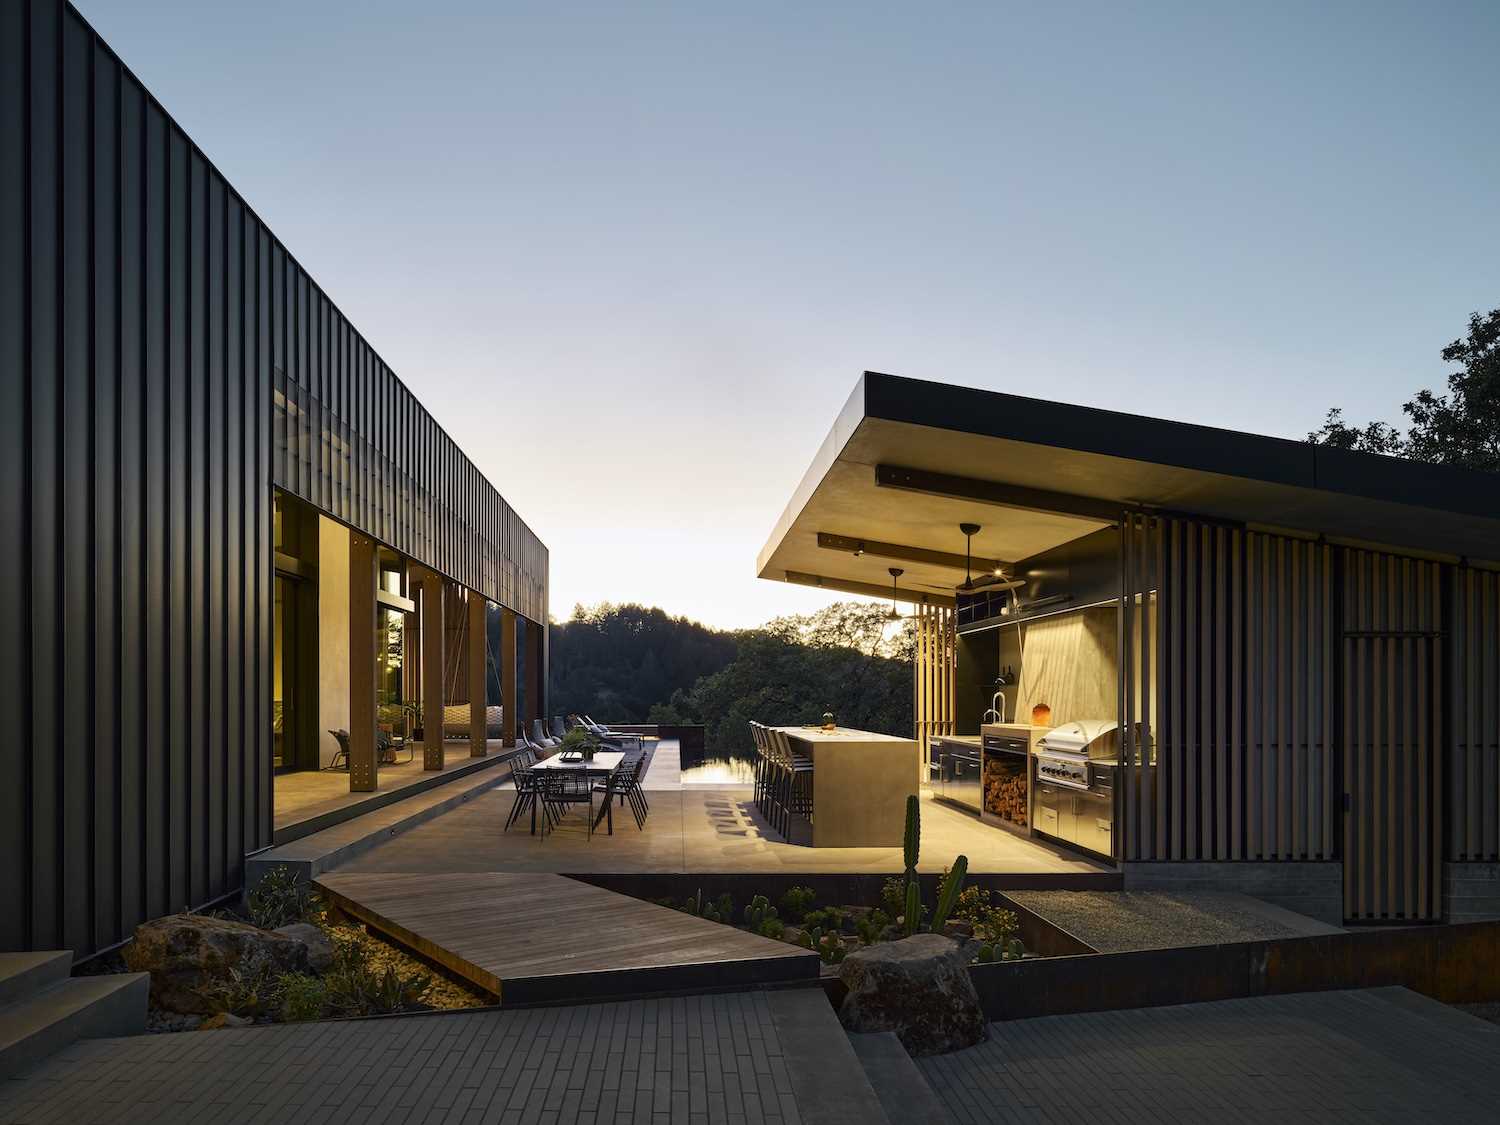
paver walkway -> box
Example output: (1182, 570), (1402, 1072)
(919, 986), (1500, 1124)
(0, 988), (884, 1125)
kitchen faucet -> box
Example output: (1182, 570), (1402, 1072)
(982, 690), (1006, 725)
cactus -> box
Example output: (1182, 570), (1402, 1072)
(977, 943), (997, 964)
(900, 794), (922, 936)
(903, 880), (922, 937)
(1005, 937), (1025, 960)
(743, 895), (778, 930)
(930, 856), (968, 931)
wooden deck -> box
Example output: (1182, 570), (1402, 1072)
(316, 871), (820, 1005)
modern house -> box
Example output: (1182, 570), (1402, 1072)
(759, 371), (1500, 925)
(1, 0), (549, 959)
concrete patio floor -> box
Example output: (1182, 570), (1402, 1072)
(331, 742), (1107, 878)
(273, 740), (512, 837)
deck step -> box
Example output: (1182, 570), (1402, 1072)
(0, 952), (73, 1010)
(0, 973), (148, 1079)
(250, 761), (515, 889)
(846, 1030), (954, 1125)
(316, 871), (821, 1005)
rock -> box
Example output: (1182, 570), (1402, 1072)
(146, 1009), (202, 1034)
(199, 1012), (252, 1030)
(275, 922), (335, 972)
(123, 913), (309, 1015)
(942, 918), (974, 939)
(836, 933), (986, 1056)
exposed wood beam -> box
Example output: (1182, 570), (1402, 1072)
(874, 464), (1121, 523)
(816, 531), (1006, 573)
(784, 570), (956, 607)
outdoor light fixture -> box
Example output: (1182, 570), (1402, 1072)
(888, 567), (904, 620)
(956, 523), (981, 591)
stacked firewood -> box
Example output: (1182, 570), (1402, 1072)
(983, 759), (1027, 826)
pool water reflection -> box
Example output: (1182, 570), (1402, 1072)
(678, 747), (758, 786)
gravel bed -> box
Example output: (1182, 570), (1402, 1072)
(1006, 890), (1335, 952)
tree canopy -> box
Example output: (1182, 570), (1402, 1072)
(548, 600), (915, 749)
(649, 602), (914, 750)
(1309, 306), (1500, 471)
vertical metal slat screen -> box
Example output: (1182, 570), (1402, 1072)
(1450, 566), (1500, 863)
(1119, 512), (1336, 865)
(1341, 548), (1443, 922)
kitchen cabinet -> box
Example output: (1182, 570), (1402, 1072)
(1034, 775), (1114, 860)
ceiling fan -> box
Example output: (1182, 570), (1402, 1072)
(955, 523), (1024, 593)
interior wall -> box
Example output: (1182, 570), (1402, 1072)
(317, 516), (351, 768)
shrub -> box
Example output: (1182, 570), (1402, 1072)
(756, 917), (785, 940)
(778, 886), (816, 922)
(855, 909), (891, 946)
(971, 905), (1019, 947)
(801, 907), (850, 934)
(203, 961), (275, 1018)
(277, 973), (326, 1022)
(247, 865), (322, 930)
(320, 930), (430, 1017)
(879, 877), (906, 919)
(953, 884), (993, 923)
(816, 932), (847, 964)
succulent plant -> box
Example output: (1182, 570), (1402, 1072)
(977, 943), (997, 964)
(744, 895), (778, 930)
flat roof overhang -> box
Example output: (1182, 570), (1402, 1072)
(758, 372), (1500, 603)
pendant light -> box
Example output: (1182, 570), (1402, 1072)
(887, 567), (904, 620)
(956, 523), (981, 592)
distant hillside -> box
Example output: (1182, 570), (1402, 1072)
(548, 603), (739, 723)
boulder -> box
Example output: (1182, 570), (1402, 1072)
(123, 913), (309, 1014)
(837, 933), (986, 1056)
(275, 922), (336, 972)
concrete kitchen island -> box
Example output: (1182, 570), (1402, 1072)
(777, 726), (920, 847)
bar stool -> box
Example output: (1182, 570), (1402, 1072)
(776, 728), (815, 834)
(749, 722), (771, 812)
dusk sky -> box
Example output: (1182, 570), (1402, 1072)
(81, 0), (1500, 629)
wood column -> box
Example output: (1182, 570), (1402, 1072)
(421, 570), (445, 770)
(468, 592), (488, 756)
(348, 533), (378, 792)
(500, 607), (517, 748)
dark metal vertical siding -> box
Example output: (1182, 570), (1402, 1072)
(4, 0), (549, 957)
(0, 0), (257, 955)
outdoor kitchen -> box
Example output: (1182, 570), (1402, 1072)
(928, 528), (1142, 864)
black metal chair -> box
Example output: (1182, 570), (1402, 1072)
(326, 728), (351, 771)
(538, 769), (591, 836)
(504, 762), (544, 833)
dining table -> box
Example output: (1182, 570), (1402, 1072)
(527, 751), (625, 835)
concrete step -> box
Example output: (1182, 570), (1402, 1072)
(249, 759), (516, 889)
(0, 952), (73, 1009)
(0, 973), (148, 1079)
(767, 988), (892, 1125)
(846, 1030), (954, 1125)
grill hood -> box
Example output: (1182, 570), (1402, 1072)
(1036, 719), (1119, 759)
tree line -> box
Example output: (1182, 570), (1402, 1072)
(549, 601), (914, 750)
